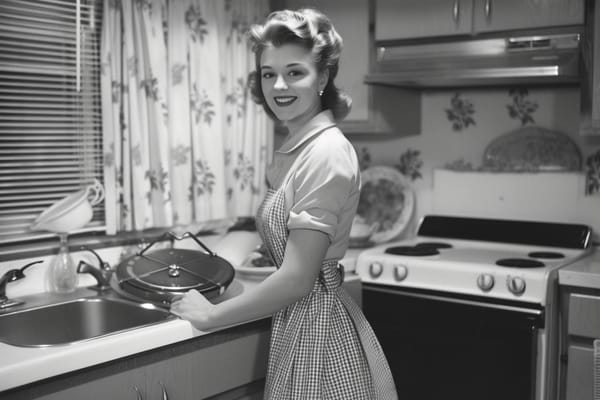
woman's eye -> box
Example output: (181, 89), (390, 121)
(288, 70), (304, 78)
(262, 72), (274, 79)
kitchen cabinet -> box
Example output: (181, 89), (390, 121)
(471, 0), (584, 34)
(271, 0), (421, 135)
(558, 289), (600, 400)
(580, 0), (600, 135)
(376, 0), (584, 41)
(375, 0), (473, 40)
(3, 320), (270, 400)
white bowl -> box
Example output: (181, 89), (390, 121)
(31, 181), (104, 233)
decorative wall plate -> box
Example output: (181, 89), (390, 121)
(357, 166), (415, 244)
(482, 126), (582, 172)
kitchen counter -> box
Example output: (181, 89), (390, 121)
(0, 273), (362, 395)
(0, 229), (364, 394)
(0, 276), (258, 393)
(558, 246), (600, 289)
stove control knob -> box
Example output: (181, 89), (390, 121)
(369, 262), (384, 279)
(476, 273), (494, 292)
(507, 276), (526, 296)
(394, 264), (408, 282)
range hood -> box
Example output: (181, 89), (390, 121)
(364, 33), (581, 88)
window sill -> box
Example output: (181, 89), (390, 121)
(0, 217), (257, 263)
(0, 229), (178, 263)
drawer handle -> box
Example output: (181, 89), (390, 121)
(452, 0), (460, 25)
(484, 0), (492, 23)
(160, 382), (169, 400)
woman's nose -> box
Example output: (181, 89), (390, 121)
(273, 74), (287, 90)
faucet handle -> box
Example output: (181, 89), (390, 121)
(0, 260), (43, 309)
(2, 260), (43, 283)
(16, 260), (44, 279)
(77, 260), (112, 291)
(79, 246), (111, 271)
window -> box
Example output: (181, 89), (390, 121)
(0, 0), (104, 245)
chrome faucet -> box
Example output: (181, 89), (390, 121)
(0, 260), (43, 309)
(77, 246), (113, 291)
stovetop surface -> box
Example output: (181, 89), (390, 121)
(370, 237), (588, 269)
(355, 235), (593, 304)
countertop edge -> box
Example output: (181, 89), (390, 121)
(558, 247), (600, 290)
(0, 316), (272, 394)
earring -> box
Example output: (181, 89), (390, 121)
(319, 90), (324, 97)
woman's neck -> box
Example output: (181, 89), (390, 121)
(284, 107), (322, 138)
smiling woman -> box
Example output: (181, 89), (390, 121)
(172, 8), (397, 400)
(0, 0), (105, 245)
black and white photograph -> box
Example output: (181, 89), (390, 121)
(1, 0), (600, 399)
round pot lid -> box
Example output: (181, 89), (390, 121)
(116, 248), (235, 297)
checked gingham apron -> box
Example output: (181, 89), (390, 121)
(256, 185), (398, 399)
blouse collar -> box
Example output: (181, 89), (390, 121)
(276, 110), (336, 154)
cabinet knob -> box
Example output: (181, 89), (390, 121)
(484, 0), (493, 23)
(452, 0), (460, 25)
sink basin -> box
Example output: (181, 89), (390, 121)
(0, 296), (174, 347)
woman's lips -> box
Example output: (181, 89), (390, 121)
(273, 96), (297, 107)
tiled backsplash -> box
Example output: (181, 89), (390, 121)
(350, 87), (600, 238)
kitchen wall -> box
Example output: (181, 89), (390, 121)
(349, 86), (600, 240)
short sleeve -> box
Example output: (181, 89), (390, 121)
(287, 132), (357, 241)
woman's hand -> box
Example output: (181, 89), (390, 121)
(170, 289), (215, 331)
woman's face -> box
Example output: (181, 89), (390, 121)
(260, 43), (327, 129)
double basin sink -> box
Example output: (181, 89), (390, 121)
(0, 290), (175, 347)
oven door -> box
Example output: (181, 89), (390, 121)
(363, 283), (544, 400)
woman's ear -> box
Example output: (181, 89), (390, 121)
(319, 69), (329, 92)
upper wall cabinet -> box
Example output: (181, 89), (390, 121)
(376, 0), (473, 40)
(376, 0), (585, 41)
(580, 0), (600, 135)
(472, 0), (584, 34)
(272, 0), (421, 135)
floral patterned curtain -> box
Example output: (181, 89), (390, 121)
(100, 0), (272, 234)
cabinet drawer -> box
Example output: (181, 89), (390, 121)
(565, 345), (594, 400)
(568, 293), (600, 338)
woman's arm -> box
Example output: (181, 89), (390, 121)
(170, 228), (329, 331)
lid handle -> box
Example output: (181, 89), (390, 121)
(138, 231), (216, 257)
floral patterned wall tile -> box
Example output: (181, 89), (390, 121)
(445, 93), (476, 132)
(349, 87), (600, 201)
(586, 149), (600, 195)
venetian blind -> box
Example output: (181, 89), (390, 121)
(0, 0), (105, 245)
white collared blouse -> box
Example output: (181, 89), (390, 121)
(265, 110), (361, 260)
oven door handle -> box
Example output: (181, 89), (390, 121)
(365, 285), (543, 317)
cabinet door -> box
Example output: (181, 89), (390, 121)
(472, 0), (584, 33)
(568, 293), (600, 338)
(565, 345), (593, 400)
(143, 330), (270, 399)
(376, 0), (473, 41)
(36, 368), (146, 400)
(580, 0), (600, 135)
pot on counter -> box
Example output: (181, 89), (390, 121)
(86, 232), (236, 307)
